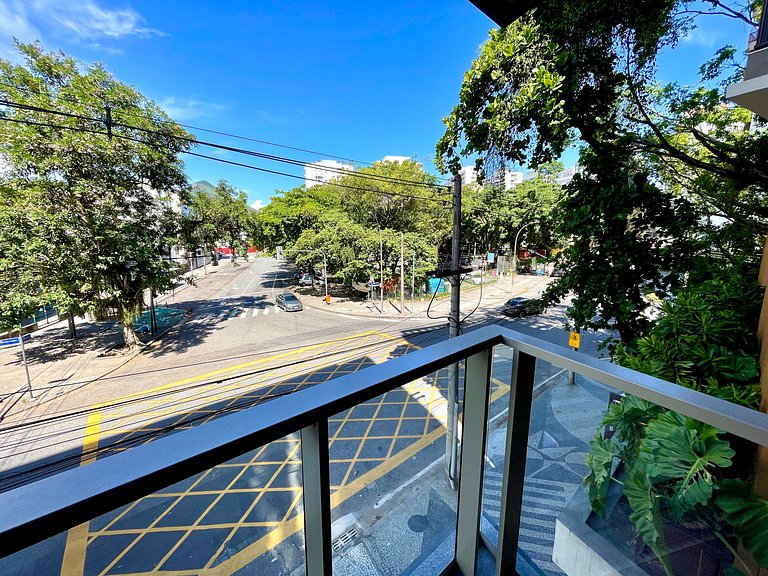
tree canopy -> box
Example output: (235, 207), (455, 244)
(0, 42), (193, 348)
(437, 0), (767, 344)
(189, 180), (255, 260)
(254, 159), (449, 288)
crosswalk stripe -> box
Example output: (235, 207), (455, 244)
(251, 307), (260, 317)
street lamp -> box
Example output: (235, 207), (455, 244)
(512, 222), (532, 276)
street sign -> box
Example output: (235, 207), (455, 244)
(367, 281), (381, 287)
(569, 332), (581, 349)
(0, 334), (30, 348)
(487, 252), (495, 263)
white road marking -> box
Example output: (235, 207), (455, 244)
(240, 268), (261, 295)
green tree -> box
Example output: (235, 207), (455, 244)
(0, 42), (193, 349)
(256, 160), (448, 292)
(336, 159), (450, 242)
(292, 212), (437, 289)
(190, 180), (253, 262)
(436, 1), (767, 344)
(254, 184), (341, 249)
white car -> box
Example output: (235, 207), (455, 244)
(464, 272), (485, 285)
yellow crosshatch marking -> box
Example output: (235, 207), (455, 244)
(61, 331), (511, 576)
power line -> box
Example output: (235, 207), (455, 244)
(0, 324), (443, 445)
(0, 99), (515, 219)
(0, 107), (454, 208)
(0, 98), (449, 192)
(0, 85), (451, 184)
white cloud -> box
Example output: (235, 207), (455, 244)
(0, 0), (164, 54)
(250, 199), (265, 211)
(0, 2), (40, 43)
(159, 97), (227, 122)
(681, 26), (724, 49)
(35, 0), (166, 40)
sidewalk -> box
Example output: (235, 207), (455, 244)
(0, 260), (252, 425)
(328, 369), (611, 576)
(296, 273), (552, 320)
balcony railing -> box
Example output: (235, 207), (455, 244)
(758, 0), (768, 50)
(1, 324), (768, 575)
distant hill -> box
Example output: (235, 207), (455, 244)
(192, 180), (215, 193)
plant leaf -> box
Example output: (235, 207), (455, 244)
(584, 433), (615, 518)
(716, 479), (768, 567)
(624, 469), (674, 576)
(639, 411), (734, 517)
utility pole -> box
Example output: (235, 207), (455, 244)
(400, 233), (405, 314)
(323, 252), (329, 304)
(411, 249), (415, 316)
(380, 234), (384, 313)
(446, 173), (462, 489)
(149, 288), (157, 335)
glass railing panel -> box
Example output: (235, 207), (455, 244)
(0, 434), (306, 576)
(482, 355), (616, 575)
(553, 393), (765, 576)
(329, 366), (463, 575)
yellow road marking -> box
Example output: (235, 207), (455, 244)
(199, 443), (302, 571)
(211, 384), (511, 575)
(61, 411), (101, 576)
(65, 332), (519, 575)
(93, 331), (380, 408)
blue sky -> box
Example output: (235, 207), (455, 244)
(0, 0), (753, 209)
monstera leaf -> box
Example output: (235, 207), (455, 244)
(638, 411), (734, 518)
(624, 469), (673, 576)
(584, 433), (615, 518)
(716, 479), (768, 568)
(601, 394), (663, 456)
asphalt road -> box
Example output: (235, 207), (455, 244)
(0, 258), (615, 576)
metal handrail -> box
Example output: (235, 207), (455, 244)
(1, 324), (768, 572)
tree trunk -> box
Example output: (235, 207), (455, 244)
(122, 321), (141, 352)
(118, 300), (143, 352)
(67, 314), (77, 339)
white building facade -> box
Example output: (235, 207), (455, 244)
(304, 160), (354, 188)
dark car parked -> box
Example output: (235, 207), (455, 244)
(276, 293), (303, 312)
(503, 297), (543, 318)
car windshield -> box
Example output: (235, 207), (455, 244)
(284, 295), (298, 302)
(506, 298), (526, 306)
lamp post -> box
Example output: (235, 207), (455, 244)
(512, 223), (532, 276)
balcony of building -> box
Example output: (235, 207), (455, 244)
(1, 324), (766, 576)
(726, 0), (768, 117)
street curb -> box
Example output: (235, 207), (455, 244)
(301, 298), (434, 321)
(299, 289), (515, 321)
